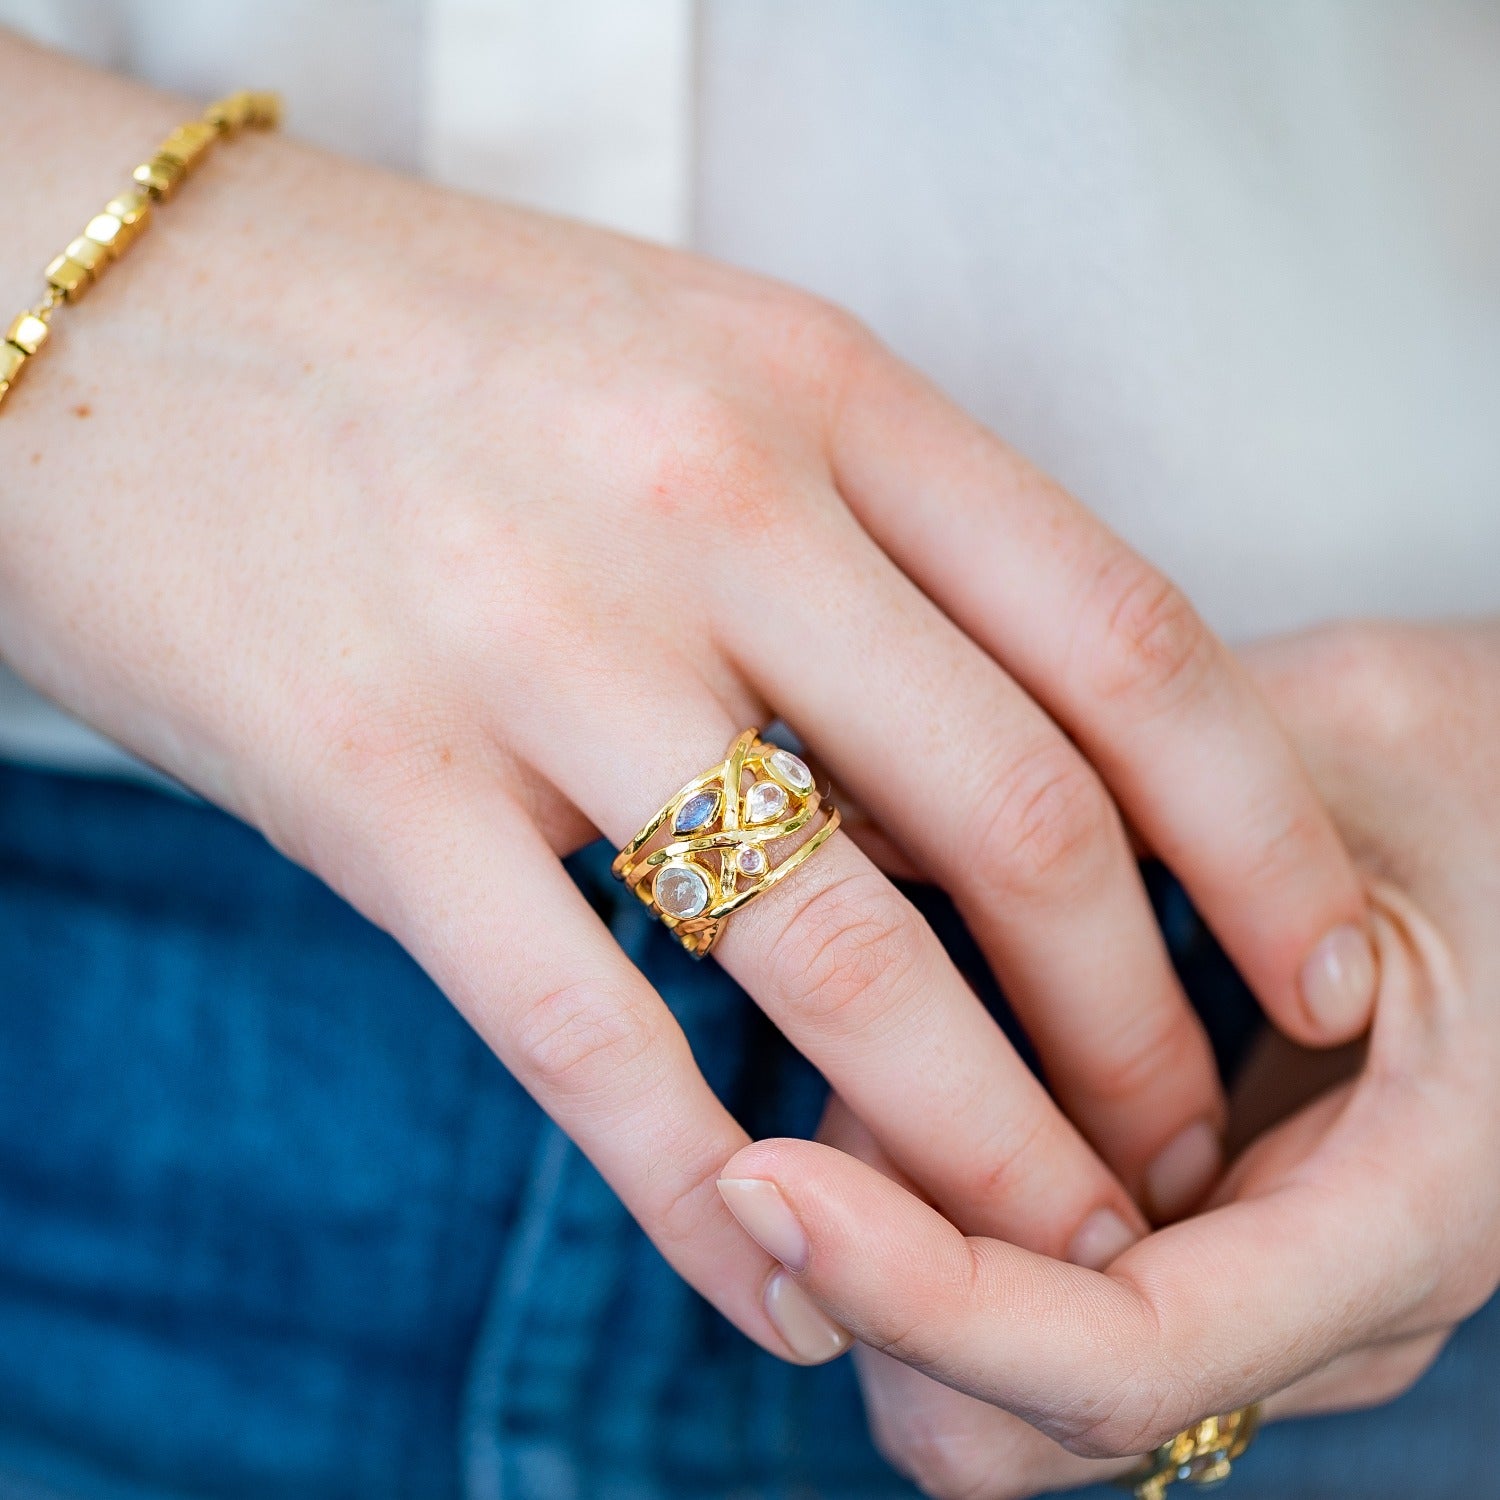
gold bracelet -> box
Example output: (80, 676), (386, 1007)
(0, 89), (281, 412)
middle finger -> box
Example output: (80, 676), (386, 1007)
(726, 509), (1225, 1214)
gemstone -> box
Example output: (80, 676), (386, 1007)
(745, 780), (788, 825)
(736, 845), (768, 878)
(673, 789), (720, 834)
(767, 749), (813, 792)
(654, 863), (710, 918)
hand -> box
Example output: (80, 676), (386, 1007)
(0, 38), (1374, 1365)
(720, 618), (1500, 1493)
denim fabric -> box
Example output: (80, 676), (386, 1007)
(0, 764), (1495, 1499)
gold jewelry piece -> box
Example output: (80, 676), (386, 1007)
(1118, 1406), (1261, 1499)
(0, 90), (281, 411)
(612, 729), (841, 957)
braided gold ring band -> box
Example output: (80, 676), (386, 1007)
(1118, 1406), (1262, 1499)
(612, 729), (840, 957)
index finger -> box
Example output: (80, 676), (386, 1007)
(831, 345), (1377, 1045)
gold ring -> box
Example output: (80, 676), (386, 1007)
(1118, 1406), (1261, 1499)
(612, 728), (841, 957)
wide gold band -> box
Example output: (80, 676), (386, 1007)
(612, 729), (840, 957)
(1118, 1406), (1261, 1499)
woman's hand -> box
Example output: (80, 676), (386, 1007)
(721, 618), (1500, 1494)
(0, 37), (1374, 1365)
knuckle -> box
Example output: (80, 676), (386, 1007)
(970, 739), (1115, 901)
(957, 1109), (1054, 1208)
(1304, 621), (1430, 750)
(512, 977), (664, 1100)
(1231, 791), (1332, 895)
(763, 869), (925, 1037)
(762, 291), (876, 383)
(626, 383), (792, 540)
(649, 1137), (740, 1251)
(1043, 1299), (1184, 1459)
(861, 1249), (982, 1378)
(1060, 1379), (1187, 1463)
(1068, 1006), (1207, 1113)
(1085, 553), (1217, 711)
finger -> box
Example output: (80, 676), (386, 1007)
(819, 1096), (1133, 1498)
(373, 777), (850, 1366)
(1263, 1330), (1449, 1420)
(528, 670), (1147, 1262)
(831, 349), (1377, 1045)
(718, 904), (1452, 1457)
(732, 517), (1225, 1212)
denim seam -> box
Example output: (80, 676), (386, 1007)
(457, 1123), (573, 1500)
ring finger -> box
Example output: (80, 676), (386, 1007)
(521, 662), (1147, 1263)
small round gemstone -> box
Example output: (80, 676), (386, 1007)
(654, 863), (710, 918)
(673, 789), (720, 834)
(767, 749), (813, 792)
(745, 780), (789, 825)
(736, 845), (768, 878)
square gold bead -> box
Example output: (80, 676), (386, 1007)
(245, 91), (283, 128)
(159, 121), (217, 169)
(0, 344), (26, 384)
(64, 235), (110, 274)
(104, 190), (152, 228)
(83, 211), (128, 255)
(6, 313), (49, 356)
(132, 154), (186, 200)
(45, 253), (94, 300)
(204, 91), (254, 132)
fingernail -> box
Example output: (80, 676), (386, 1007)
(1300, 922), (1378, 1035)
(1067, 1207), (1141, 1271)
(1145, 1120), (1223, 1222)
(765, 1269), (852, 1363)
(718, 1177), (810, 1271)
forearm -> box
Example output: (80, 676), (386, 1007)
(0, 33), (359, 786)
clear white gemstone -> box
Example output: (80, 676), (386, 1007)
(767, 749), (813, 792)
(736, 845), (768, 878)
(654, 863), (710, 918)
(673, 789), (720, 834)
(745, 780), (788, 825)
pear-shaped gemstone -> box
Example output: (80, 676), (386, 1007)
(745, 780), (788, 825)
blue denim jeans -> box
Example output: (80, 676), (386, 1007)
(1, 764), (1495, 1499)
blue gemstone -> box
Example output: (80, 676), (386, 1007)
(673, 790), (720, 834)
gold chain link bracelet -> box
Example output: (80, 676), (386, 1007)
(0, 89), (281, 412)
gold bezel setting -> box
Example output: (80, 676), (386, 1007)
(612, 729), (840, 957)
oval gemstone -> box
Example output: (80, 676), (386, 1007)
(654, 863), (710, 918)
(767, 749), (813, 792)
(673, 789), (720, 834)
(745, 780), (788, 825)
(736, 845), (768, 878)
